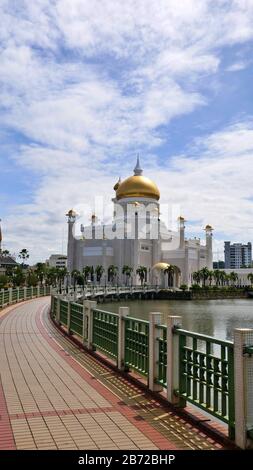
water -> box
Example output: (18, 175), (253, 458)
(103, 298), (253, 341)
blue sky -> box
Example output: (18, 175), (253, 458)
(1, 0), (253, 263)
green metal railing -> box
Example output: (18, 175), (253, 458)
(12, 289), (18, 302)
(0, 285), (51, 310)
(26, 287), (32, 299)
(92, 309), (118, 360)
(19, 288), (24, 300)
(174, 328), (235, 437)
(51, 296), (241, 440)
(70, 302), (83, 337)
(59, 299), (68, 326)
(4, 290), (9, 304)
(157, 325), (167, 387)
(124, 317), (149, 376)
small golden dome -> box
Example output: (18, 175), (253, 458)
(66, 209), (77, 217)
(205, 224), (213, 230)
(152, 262), (170, 271)
(116, 175), (160, 200)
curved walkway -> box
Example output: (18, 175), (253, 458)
(0, 298), (227, 450)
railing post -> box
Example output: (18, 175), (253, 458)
(9, 288), (12, 305)
(148, 312), (163, 392)
(234, 328), (253, 449)
(118, 306), (129, 370)
(67, 300), (71, 334)
(56, 296), (61, 324)
(17, 287), (19, 303)
(82, 299), (88, 345)
(85, 300), (97, 350)
(166, 316), (183, 405)
(24, 286), (27, 301)
(31, 286), (34, 298)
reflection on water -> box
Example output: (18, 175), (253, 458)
(104, 299), (253, 341)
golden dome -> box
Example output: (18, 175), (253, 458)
(152, 262), (170, 271)
(116, 156), (160, 201)
(116, 175), (160, 200)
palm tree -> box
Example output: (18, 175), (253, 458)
(18, 249), (29, 266)
(219, 270), (227, 287)
(57, 267), (67, 291)
(95, 265), (104, 285)
(35, 262), (47, 286)
(26, 269), (38, 287)
(136, 266), (147, 286)
(108, 265), (118, 284)
(83, 266), (91, 284)
(71, 269), (80, 291)
(229, 271), (238, 287)
(122, 265), (133, 286)
(247, 273), (253, 286)
(199, 267), (210, 287)
(164, 265), (175, 288)
(12, 266), (25, 287)
(192, 271), (201, 285)
(46, 267), (58, 287)
(208, 270), (214, 286)
(213, 269), (221, 286)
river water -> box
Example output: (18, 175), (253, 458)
(104, 298), (253, 341)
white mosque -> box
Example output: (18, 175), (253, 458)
(66, 157), (213, 287)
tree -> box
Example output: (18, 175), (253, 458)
(247, 273), (253, 286)
(26, 269), (38, 287)
(122, 265), (133, 286)
(219, 270), (227, 287)
(18, 249), (29, 266)
(0, 275), (8, 289)
(45, 267), (58, 286)
(95, 265), (104, 284)
(83, 266), (91, 284)
(199, 267), (210, 287)
(56, 267), (67, 291)
(164, 265), (176, 288)
(208, 270), (214, 286)
(108, 265), (118, 284)
(229, 271), (238, 287)
(213, 269), (221, 286)
(136, 266), (147, 286)
(34, 263), (47, 286)
(71, 269), (80, 290)
(192, 271), (201, 285)
(12, 266), (25, 287)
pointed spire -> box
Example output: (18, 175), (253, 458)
(134, 154), (143, 176)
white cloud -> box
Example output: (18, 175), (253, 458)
(226, 60), (250, 71)
(1, 1), (253, 262)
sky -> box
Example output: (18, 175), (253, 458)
(0, 0), (253, 264)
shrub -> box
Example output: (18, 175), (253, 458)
(180, 284), (188, 291)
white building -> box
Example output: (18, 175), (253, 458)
(47, 254), (67, 269)
(67, 158), (213, 287)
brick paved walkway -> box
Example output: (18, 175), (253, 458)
(0, 298), (229, 450)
